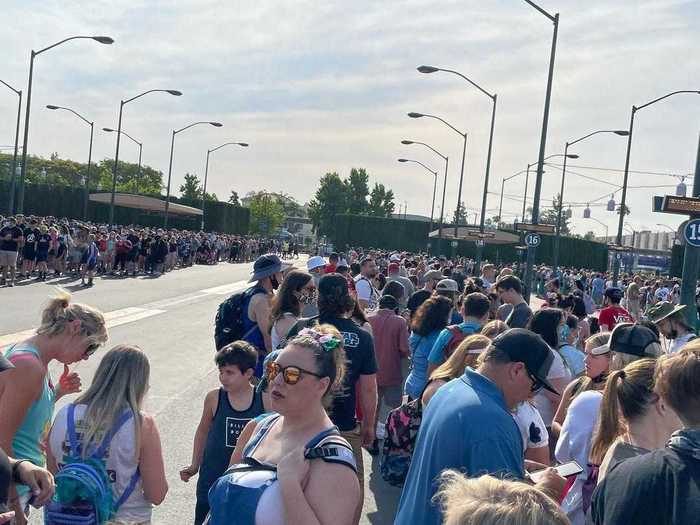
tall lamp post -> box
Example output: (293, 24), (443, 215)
(0, 79), (21, 214)
(498, 168), (529, 224)
(523, 154), (573, 223)
(401, 139), (448, 241)
(552, 129), (629, 271)
(164, 121), (223, 228)
(201, 141), (249, 230)
(417, 65), (496, 271)
(17, 35), (114, 214)
(103, 128), (143, 193)
(407, 112), (467, 243)
(612, 90), (700, 286)
(522, 0), (559, 303)
(46, 105), (95, 219)
(398, 158), (438, 251)
(109, 89), (182, 227)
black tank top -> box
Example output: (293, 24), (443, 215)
(196, 387), (265, 494)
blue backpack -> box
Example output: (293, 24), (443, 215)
(45, 404), (141, 525)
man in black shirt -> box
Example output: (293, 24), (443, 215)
(287, 273), (378, 521)
(590, 345), (700, 525)
(0, 217), (23, 287)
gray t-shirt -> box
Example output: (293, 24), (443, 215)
(506, 302), (532, 329)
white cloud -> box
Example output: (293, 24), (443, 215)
(0, 0), (698, 237)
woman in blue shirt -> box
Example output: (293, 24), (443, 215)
(404, 296), (453, 400)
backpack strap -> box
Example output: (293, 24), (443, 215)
(92, 411), (134, 460)
(305, 434), (357, 473)
(67, 403), (80, 457)
(113, 469), (140, 511)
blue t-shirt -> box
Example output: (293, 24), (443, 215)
(592, 278), (605, 294)
(404, 330), (441, 400)
(427, 321), (481, 366)
(395, 369), (524, 525)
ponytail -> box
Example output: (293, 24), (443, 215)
(589, 369), (625, 464)
(37, 287), (108, 344)
(590, 358), (657, 464)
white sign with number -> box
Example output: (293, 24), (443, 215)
(525, 233), (541, 247)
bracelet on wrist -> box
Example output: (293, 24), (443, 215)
(11, 459), (30, 484)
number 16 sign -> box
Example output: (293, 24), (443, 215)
(684, 219), (700, 248)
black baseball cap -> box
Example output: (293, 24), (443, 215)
(609, 323), (659, 357)
(491, 328), (559, 395)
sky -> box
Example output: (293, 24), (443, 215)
(1, 0), (698, 239)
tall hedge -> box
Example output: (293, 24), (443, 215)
(332, 213), (608, 270)
(1, 180), (250, 234)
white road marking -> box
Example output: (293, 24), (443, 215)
(0, 279), (249, 348)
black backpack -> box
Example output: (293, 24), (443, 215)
(214, 287), (265, 350)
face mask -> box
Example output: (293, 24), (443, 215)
(559, 324), (570, 344)
(270, 274), (280, 290)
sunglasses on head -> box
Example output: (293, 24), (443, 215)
(265, 361), (323, 386)
(84, 342), (100, 358)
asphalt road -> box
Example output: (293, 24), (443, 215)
(2, 258), (401, 525)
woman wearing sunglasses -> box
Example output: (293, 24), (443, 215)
(208, 325), (361, 525)
(0, 289), (107, 525)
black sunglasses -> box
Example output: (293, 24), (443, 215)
(527, 370), (544, 394)
(265, 361), (323, 386)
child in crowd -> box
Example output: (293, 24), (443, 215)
(180, 341), (267, 525)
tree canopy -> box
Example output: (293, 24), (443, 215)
(308, 168), (396, 236)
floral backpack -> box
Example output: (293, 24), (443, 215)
(380, 395), (423, 487)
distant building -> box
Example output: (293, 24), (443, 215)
(597, 230), (676, 252)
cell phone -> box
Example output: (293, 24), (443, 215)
(528, 460), (583, 483)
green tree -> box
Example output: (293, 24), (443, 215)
(179, 173), (203, 200)
(249, 192), (285, 235)
(368, 183), (395, 217)
(584, 230), (596, 241)
(539, 193), (571, 235)
(451, 201), (467, 225)
(228, 190), (240, 206)
(308, 172), (349, 236)
(343, 168), (369, 214)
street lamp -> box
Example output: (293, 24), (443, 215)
(408, 112), (467, 242)
(17, 35), (114, 214)
(418, 65), (497, 272)
(584, 216), (609, 240)
(103, 128), (143, 194)
(612, 89), (700, 286)
(522, 0), (559, 304)
(164, 121), (223, 228)
(109, 89), (182, 227)
(46, 104), (95, 219)
(0, 79), (21, 214)
(552, 129), (629, 271)
(401, 139), (449, 241)
(398, 158), (438, 251)
(201, 141), (249, 230)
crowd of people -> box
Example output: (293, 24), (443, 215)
(1, 245), (699, 525)
(0, 213), (301, 288)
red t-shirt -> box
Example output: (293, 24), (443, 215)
(324, 264), (337, 274)
(598, 305), (633, 331)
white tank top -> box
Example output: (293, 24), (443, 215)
(49, 403), (152, 523)
(271, 312), (297, 350)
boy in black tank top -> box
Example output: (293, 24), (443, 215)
(180, 341), (267, 525)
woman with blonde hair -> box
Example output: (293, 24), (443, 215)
(591, 357), (681, 481)
(480, 320), (508, 340)
(421, 335), (491, 407)
(555, 323), (663, 525)
(0, 289), (107, 524)
(47, 345), (168, 524)
(435, 470), (570, 525)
